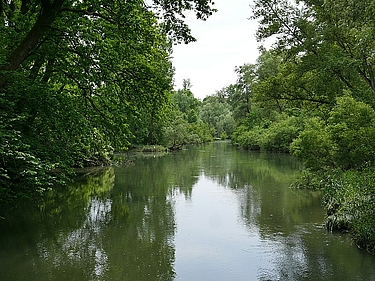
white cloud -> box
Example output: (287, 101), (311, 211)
(172, 0), (260, 99)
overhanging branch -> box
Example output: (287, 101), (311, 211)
(60, 8), (116, 24)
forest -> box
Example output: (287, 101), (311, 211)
(1, 0), (375, 252)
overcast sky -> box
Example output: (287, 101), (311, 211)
(171, 0), (261, 100)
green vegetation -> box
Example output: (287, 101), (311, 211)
(0, 0), (216, 202)
(218, 0), (375, 252)
(162, 79), (213, 149)
(2, 0), (375, 253)
(322, 169), (375, 252)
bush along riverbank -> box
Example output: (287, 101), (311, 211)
(322, 169), (375, 253)
(292, 168), (375, 253)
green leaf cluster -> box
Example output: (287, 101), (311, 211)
(322, 168), (375, 252)
(232, 113), (302, 153)
(162, 80), (213, 149)
(200, 94), (235, 138)
(228, 0), (375, 250)
(0, 0), (216, 202)
(291, 96), (375, 170)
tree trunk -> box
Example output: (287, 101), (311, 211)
(0, 0), (65, 88)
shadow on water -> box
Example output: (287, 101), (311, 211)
(0, 141), (374, 280)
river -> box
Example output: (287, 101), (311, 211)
(1, 141), (375, 280)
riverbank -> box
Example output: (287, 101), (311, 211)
(3, 141), (375, 280)
(294, 168), (375, 253)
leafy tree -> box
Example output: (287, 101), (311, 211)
(251, 0), (375, 104)
(261, 115), (302, 152)
(172, 79), (200, 123)
(0, 0), (216, 76)
(163, 80), (213, 148)
(291, 96), (375, 170)
(228, 50), (288, 123)
(247, 0), (375, 250)
(229, 49), (305, 152)
(231, 63), (256, 118)
(0, 0), (217, 202)
(200, 95), (234, 138)
(163, 111), (191, 149)
(290, 117), (335, 170)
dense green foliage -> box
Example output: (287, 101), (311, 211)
(200, 94), (235, 139)
(223, 0), (375, 251)
(161, 79), (213, 149)
(307, 168), (375, 253)
(0, 0), (216, 202)
(291, 96), (375, 170)
(3, 0), (375, 252)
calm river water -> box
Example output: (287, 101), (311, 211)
(1, 141), (375, 280)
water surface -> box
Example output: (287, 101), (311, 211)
(1, 141), (374, 280)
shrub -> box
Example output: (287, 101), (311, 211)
(322, 169), (375, 252)
(291, 96), (375, 170)
(261, 115), (302, 152)
(328, 97), (375, 169)
(232, 114), (303, 152)
(290, 117), (335, 170)
(233, 126), (263, 150)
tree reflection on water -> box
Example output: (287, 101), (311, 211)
(1, 142), (375, 280)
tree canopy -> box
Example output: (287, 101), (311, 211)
(251, 0), (375, 103)
(0, 0), (216, 202)
(226, 0), (375, 251)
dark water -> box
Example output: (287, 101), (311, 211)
(1, 141), (375, 281)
